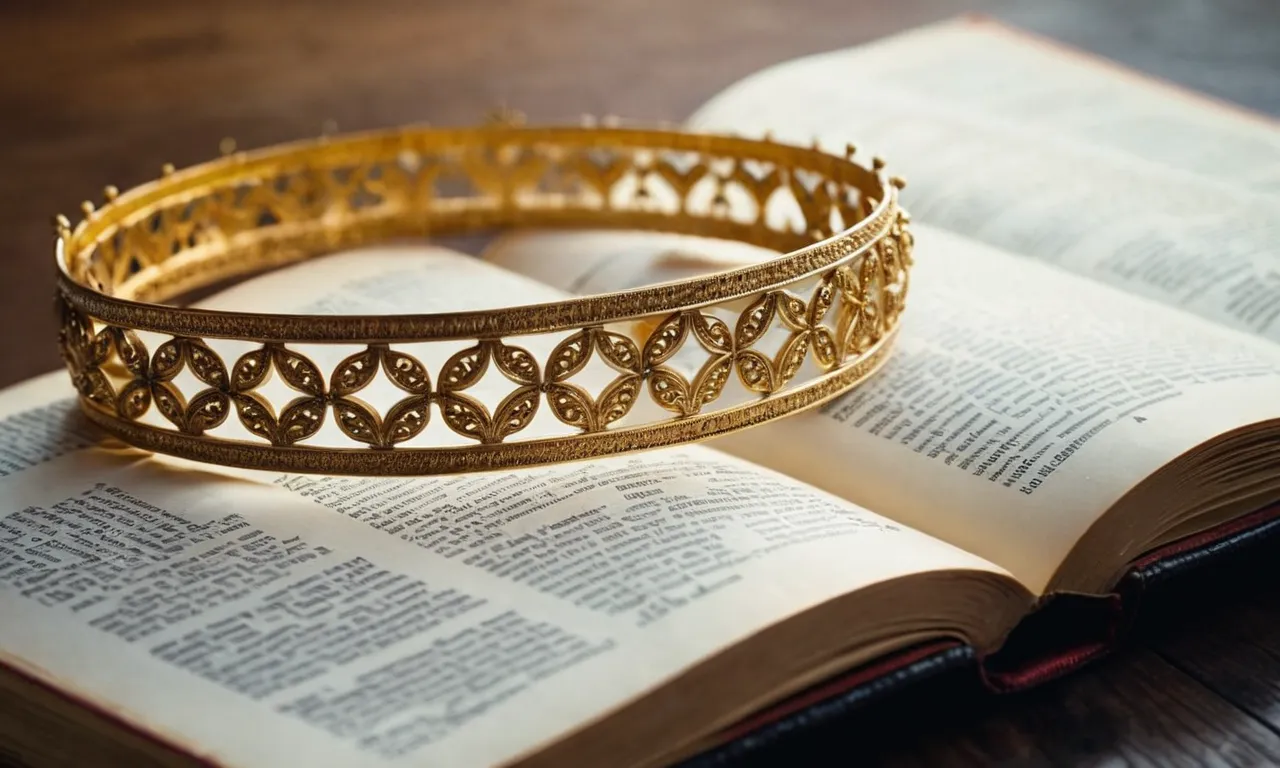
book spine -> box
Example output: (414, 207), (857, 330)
(683, 503), (1280, 766)
(978, 502), (1280, 693)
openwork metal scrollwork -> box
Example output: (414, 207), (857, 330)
(55, 120), (913, 474)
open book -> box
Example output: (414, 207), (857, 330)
(2, 17), (1278, 768)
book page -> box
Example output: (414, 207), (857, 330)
(687, 19), (1280, 344)
(482, 225), (1280, 593)
(0, 249), (1015, 768)
(785, 18), (1280, 193)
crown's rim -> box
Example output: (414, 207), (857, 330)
(57, 124), (896, 342)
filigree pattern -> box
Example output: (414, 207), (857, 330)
(328, 345), (433, 449)
(55, 122), (912, 474)
(58, 300), (116, 411)
(643, 312), (737, 417)
(545, 328), (643, 432)
(436, 340), (542, 444)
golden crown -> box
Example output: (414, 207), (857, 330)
(55, 117), (913, 475)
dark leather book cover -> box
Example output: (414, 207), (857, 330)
(681, 502), (1280, 768)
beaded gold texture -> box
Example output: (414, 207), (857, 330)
(55, 121), (913, 475)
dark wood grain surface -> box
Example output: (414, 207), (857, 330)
(2, 1), (1279, 766)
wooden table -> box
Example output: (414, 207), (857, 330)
(1, 1), (1278, 765)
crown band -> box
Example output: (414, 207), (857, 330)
(55, 122), (913, 475)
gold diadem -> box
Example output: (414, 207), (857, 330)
(56, 120), (913, 475)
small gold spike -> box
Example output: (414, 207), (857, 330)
(485, 106), (525, 127)
(53, 214), (71, 234)
(580, 113), (597, 128)
(810, 137), (822, 151)
(103, 185), (119, 202)
(889, 175), (907, 190)
(161, 163), (176, 176)
(219, 137), (237, 156)
(762, 130), (775, 143)
(80, 200), (95, 216)
(845, 143), (857, 159)
(601, 114), (621, 128)
(871, 156), (886, 172)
